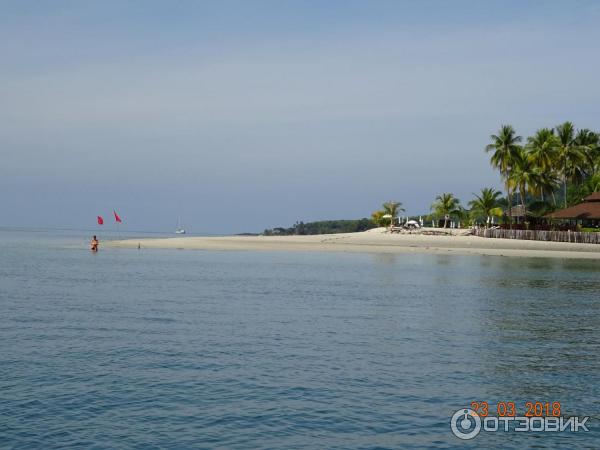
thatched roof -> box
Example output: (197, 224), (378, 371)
(545, 192), (600, 220)
(584, 192), (600, 202)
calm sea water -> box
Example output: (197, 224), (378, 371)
(1, 229), (599, 449)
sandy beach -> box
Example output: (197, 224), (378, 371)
(107, 228), (600, 259)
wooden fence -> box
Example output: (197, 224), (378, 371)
(472, 228), (600, 244)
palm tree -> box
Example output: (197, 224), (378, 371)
(382, 201), (404, 227)
(526, 128), (558, 202)
(574, 129), (600, 177)
(555, 121), (587, 207)
(536, 170), (560, 206)
(468, 188), (502, 227)
(507, 148), (544, 220)
(485, 125), (522, 227)
(371, 210), (386, 227)
(431, 193), (461, 228)
(585, 173), (600, 193)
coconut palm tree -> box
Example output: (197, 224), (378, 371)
(574, 129), (600, 177)
(535, 170), (561, 206)
(431, 193), (461, 228)
(382, 201), (404, 227)
(468, 188), (503, 227)
(585, 173), (600, 193)
(555, 121), (587, 207)
(526, 128), (559, 201)
(485, 125), (522, 226)
(508, 148), (545, 220)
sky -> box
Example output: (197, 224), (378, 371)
(1, 0), (600, 233)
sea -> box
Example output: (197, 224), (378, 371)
(1, 228), (599, 449)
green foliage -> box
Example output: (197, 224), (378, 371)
(508, 147), (546, 216)
(382, 201), (404, 218)
(484, 122), (599, 214)
(370, 201), (404, 227)
(485, 125), (522, 177)
(555, 121), (589, 207)
(566, 173), (600, 206)
(527, 200), (554, 218)
(574, 128), (599, 175)
(468, 187), (502, 226)
(485, 125), (523, 223)
(371, 210), (387, 226)
(431, 193), (462, 227)
(526, 128), (558, 172)
(263, 218), (377, 236)
(581, 227), (600, 233)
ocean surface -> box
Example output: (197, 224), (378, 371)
(1, 229), (599, 449)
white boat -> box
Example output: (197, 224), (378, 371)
(175, 217), (186, 234)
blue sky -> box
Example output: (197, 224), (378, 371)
(1, 0), (600, 233)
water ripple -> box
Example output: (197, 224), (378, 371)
(1, 232), (599, 448)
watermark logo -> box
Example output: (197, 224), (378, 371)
(450, 408), (590, 440)
(450, 409), (481, 440)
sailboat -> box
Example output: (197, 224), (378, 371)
(175, 217), (186, 234)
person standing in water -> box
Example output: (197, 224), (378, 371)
(90, 235), (99, 252)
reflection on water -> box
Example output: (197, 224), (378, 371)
(0, 230), (599, 449)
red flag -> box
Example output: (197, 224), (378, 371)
(97, 216), (104, 225)
(113, 210), (122, 223)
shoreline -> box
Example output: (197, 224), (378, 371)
(105, 228), (600, 260)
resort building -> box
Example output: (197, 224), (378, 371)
(546, 192), (600, 228)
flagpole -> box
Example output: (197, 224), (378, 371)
(114, 210), (122, 240)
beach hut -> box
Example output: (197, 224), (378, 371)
(505, 204), (529, 223)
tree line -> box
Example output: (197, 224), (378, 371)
(263, 219), (376, 235)
(485, 122), (599, 219)
(370, 122), (599, 229)
(266, 122), (600, 234)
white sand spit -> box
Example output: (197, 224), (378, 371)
(106, 229), (600, 260)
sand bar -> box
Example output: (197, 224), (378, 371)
(106, 228), (600, 260)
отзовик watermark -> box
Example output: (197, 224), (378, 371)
(450, 406), (590, 440)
